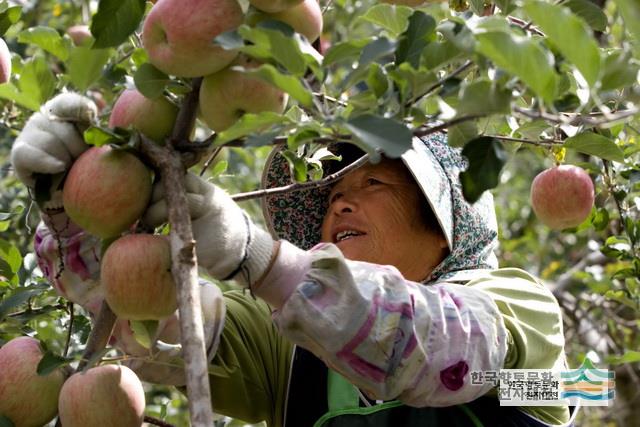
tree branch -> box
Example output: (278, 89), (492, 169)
(514, 106), (640, 127)
(144, 416), (177, 427)
(139, 78), (215, 427)
(232, 153), (370, 202)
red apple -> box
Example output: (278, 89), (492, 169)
(58, 364), (145, 427)
(530, 165), (595, 229)
(109, 89), (178, 143)
(141, 0), (244, 77)
(62, 146), (152, 239)
(247, 0), (323, 42)
(0, 337), (66, 427)
(101, 234), (177, 320)
(66, 25), (92, 46)
(0, 38), (11, 84)
(199, 56), (289, 132)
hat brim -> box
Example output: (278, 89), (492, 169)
(260, 134), (455, 251)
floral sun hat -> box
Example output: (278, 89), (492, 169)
(261, 132), (499, 282)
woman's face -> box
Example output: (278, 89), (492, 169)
(320, 158), (448, 281)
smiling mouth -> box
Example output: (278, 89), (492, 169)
(334, 230), (366, 243)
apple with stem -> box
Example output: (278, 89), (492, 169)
(199, 56), (289, 132)
(530, 164), (595, 230)
(142, 0), (244, 77)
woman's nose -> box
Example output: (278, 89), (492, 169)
(329, 190), (359, 214)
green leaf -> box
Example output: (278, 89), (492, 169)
(134, 63), (170, 99)
(18, 55), (56, 107)
(0, 238), (22, 279)
(0, 5), (21, 37)
(457, 79), (511, 116)
(17, 26), (71, 60)
(91, 0), (146, 48)
(468, 0), (486, 15)
(494, 0), (516, 14)
(524, 0), (601, 87)
(0, 83), (40, 111)
(607, 350), (640, 365)
(366, 63), (388, 98)
(323, 39), (371, 66)
(421, 39), (462, 69)
(514, 120), (552, 140)
(474, 25), (557, 103)
(345, 114), (413, 158)
(360, 37), (397, 67)
(130, 320), (159, 349)
(83, 126), (128, 147)
(564, 132), (625, 163)
(600, 49), (639, 91)
(232, 25), (321, 78)
(459, 137), (507, 203)
(396, 11), (436, 68)
(0, 285), (48, 320)
(448, 121), (478, 148)
(241, 63), (313, 107)
(564, 0), (608, 32)
(281, 150), (309, 183)
(615, 0), (640, 47)
(37, 350), (70, 376)
(67, 46), (111, 91)
(358, 4), (413, 37)
(214, 111), (287, 146)
(0, 415), (15, 427)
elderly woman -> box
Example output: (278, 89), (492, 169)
(12, 94), (571, 426)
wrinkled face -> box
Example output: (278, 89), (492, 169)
(320, 158), (448, 281)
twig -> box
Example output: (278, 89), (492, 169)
(514, 106), (640, 127)
(232, 153), (370, 202)
(144, 416), (177, 427)
(507, 16), (545, 36)
(486, 134), (563, 146)
(6, 303), (67, 318)
(200, 146), (224, 176)
(550, 251), (609, 295)
(405, 60), (474, 109)
(64, 302), (74, 357)
(76, 301), (117, 371)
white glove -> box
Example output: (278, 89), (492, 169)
(10, 92), (97, 188)
(144, 172), (276, 287)
(110, 279), (226, 386)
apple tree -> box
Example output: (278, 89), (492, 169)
(0, 0), (639, 425)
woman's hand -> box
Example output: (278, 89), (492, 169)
(143, 172), (276, 287)
(10, 92), (97, 188)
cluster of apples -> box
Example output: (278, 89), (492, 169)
(0, 337), (145, 427)
(105, 0), (324, 140)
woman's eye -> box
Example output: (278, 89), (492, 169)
(365, 178), (381, 186)
(329, 192), (343, 204)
